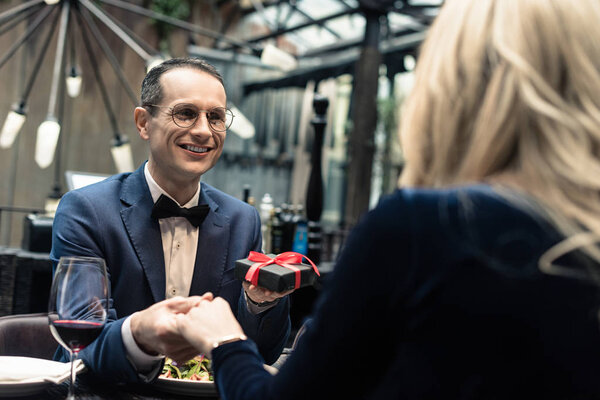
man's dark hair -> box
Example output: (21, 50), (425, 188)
(141, 57), (224, 115)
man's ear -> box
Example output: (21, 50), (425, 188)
(134, 107), (150, 140)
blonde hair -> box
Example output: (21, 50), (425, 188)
(399, 0), (600, 271)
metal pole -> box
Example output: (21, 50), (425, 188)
(0, 6), (54, 71)
(77, 5), (139, 105)
(20, 7), (60, 104)
(75, 9), (121, 136)
(78, 0), (152, 62)
(344, 9), (382, 228)
(98, 0), (260, 53)
(0, 0), (45, 26)
(0, 5), (42, 37)
(306, 94), (329, 264)
(46, 0), (70, 118)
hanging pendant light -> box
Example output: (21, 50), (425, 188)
(66, 66), (82, 98)
(35, 117), (61, 169)
(110, 133), (134, 173)
(0, 102), (27, 149)
(228, 103), (255, 139)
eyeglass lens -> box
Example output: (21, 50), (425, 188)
(171, 104), (233, 131)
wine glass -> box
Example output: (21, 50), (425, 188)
(48, 256), (109, 399)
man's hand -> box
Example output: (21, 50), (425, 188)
(130, 294), (212, 363)
(242, 281), (293, 304)
(176, 295), (244, 357)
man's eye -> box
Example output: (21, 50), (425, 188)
(174, 108), (197, 120)
(208, 109), (226, 122)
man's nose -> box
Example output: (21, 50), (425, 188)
(189, 113), (212, 136)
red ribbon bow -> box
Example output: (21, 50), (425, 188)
(244, 251), (320, 290)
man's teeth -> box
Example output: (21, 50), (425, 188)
(183, 145), (208, 153)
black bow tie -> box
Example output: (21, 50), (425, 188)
(151, 194), (210, 227)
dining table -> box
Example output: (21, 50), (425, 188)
(16, 379), (220, 400)
(4, 349), (291, 400)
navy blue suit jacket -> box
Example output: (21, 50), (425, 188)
(50, 163), (290, 382)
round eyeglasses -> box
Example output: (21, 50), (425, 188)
(143, 103), (234, 132)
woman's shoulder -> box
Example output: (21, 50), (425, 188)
(365, 184), (552, 245)
(373, 184), (521, 220)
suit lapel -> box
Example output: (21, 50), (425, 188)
(120, 164), (166, 303)
(188, 185), (231, 297)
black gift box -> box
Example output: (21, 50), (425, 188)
(235, 254), (318, 292)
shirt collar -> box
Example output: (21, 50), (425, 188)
(144, 162), (200, 208)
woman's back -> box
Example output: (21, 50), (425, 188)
(279, 185), (600, 399)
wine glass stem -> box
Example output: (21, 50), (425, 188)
(68, 351), (78, 399)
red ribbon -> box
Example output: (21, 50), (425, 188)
(244, 251), (320, 290)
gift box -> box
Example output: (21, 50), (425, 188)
(235, 251), (320, 292)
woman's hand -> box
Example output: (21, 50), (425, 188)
(175, 295), (245, 357)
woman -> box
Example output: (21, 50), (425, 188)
(175, 0), (600, 398)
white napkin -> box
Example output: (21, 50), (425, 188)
(0, 356), (85, 384)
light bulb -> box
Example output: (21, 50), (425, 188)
(403, 54), (416, 72)
(44, 197), (61, 215)
(260, 44), (297, 71)
(66, 75), (82, 98)
(111, 137), (134, 173)
(228, 104), (255, 139)
(35, 118), (61, 169)
(0, 107), (26, 149)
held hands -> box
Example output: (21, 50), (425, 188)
(153, 285), (292, 363)
(130, 294), (212, 363)
(175, 294), (245, 358)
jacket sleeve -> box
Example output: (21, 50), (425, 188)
(234, 206), (291, 365)
(51, 190), (146, 383)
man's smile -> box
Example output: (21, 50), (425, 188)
(179, 144), (210, 154)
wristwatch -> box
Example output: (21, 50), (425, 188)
(245, 290), (279, 307)
(212, 333), (248, 350)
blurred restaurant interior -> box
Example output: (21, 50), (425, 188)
(0, 0), (441, 322)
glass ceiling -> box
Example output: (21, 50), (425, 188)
(237, 0), (443, 57)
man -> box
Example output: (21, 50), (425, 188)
(50, 58), (291, 383)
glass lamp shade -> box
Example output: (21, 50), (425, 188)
(0, 109), (26, 149)
(66, 75), (82, 98)
(228, 104), (255, 139)
(44, 196), (61, 216)
(260, 44), (297, 71)
(44, 0), (60, 4)
(111, 141), (134, 173)
(35, 119), (61, 169)
(403, 54), (416, 72)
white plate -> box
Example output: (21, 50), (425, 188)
(0, 380), (56, 398)
(155, 376), (217, 396)
(0, 356), (84, 398)
(154, 364), (277, 396)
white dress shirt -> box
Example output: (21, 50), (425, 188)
(121, 164), (201, 372)
(144, 164), (200, 299)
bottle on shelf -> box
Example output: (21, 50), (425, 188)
(259, 193), (274, 253)
(270, 207), (284, 254)
(242, 185), (251, 203)
(291, 204), (308, 255)
(279, 203), (295, 252)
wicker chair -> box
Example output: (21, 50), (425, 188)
(0, 313), (58, 360)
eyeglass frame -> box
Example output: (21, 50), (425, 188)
(142, 103), (234, 132)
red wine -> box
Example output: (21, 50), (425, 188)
(50, 320), (104, 352)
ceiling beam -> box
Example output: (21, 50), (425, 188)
(221, 7), (359, 49)
(292, 5), (341, 39)
(300, 26), (419, 58)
